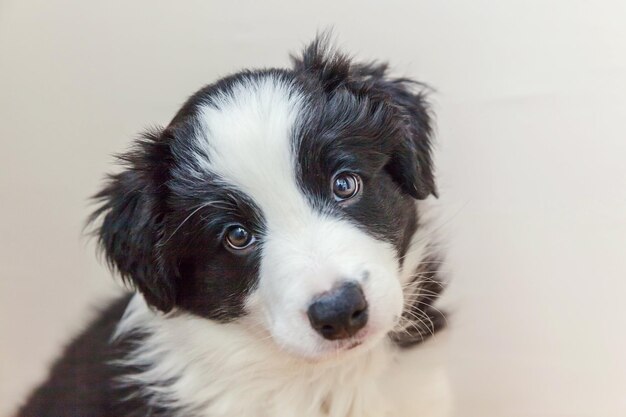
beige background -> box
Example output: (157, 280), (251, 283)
(1, 0), (626, 416)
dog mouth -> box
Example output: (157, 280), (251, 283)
(334, 338), (363, 351)
(325, 328), (370, 354)
(345, 340), (363, 350)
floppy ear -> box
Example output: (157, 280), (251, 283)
(90, 130), (177, 312)
(354, 63), (438, 200)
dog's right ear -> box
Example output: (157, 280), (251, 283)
(90, 129), (177, 312)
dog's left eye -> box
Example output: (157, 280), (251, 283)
(332, 172), (361, 201)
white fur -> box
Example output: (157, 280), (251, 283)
(115, 293), (450, 417)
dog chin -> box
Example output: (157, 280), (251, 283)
(274, 326), (388, 363)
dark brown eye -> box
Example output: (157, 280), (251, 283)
(332, 172), (361, 201)
(224, 225), (255, 250)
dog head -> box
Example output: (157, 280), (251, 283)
(93, 38), (436, 359)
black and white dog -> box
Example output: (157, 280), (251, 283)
(19, 38), (451, 417)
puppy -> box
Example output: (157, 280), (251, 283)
(18, 37), (451, 417)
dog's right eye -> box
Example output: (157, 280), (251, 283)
(224, 225), (255, 251)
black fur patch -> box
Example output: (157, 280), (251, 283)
(292, 37), (437, 200)
(290, 39), (435, 261)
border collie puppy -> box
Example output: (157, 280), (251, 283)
(18, 37), (451, 417)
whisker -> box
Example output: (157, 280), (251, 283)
(163, 201), (216, 243)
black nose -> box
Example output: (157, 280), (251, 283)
(307, 282), (369, 340)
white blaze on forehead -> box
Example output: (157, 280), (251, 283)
(196, 75), (311, 227)
(194, 75), (404, 358)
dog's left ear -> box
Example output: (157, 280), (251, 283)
(354, 64), (438, 200)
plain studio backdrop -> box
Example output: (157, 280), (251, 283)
(1, 1), (625, 416)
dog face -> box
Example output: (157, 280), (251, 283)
(94, 39), (436, 359)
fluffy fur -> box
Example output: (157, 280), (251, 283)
(18, 36), (450, 417)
